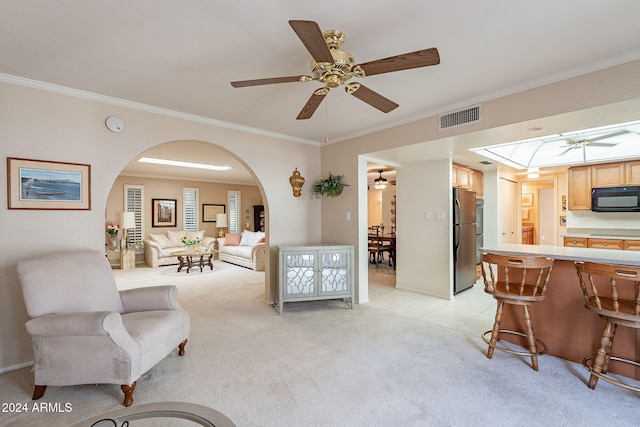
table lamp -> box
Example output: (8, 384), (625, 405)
(216, 213), (228, 238)
(120, 212), (136, 250)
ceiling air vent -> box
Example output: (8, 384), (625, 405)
(439, 104), (482, 130)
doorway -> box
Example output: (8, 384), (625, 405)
(367, 164), (396, 287)
(521, 180), (556, 245)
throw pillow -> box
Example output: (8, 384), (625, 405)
(167, 230), (187, 247)
(149, 233), (172, 249)
(225, 233), (241, 246)
(240, 230), (265, 247)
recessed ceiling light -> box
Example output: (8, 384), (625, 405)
(138, 157), (231, 171)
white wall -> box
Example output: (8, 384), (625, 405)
(0, 81), (321, 371)
(396, 159), (452, 299)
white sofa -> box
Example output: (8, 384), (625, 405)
(217, 230), (266, 271)
(144, 230), (216, 267)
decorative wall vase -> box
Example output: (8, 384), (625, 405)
(289, 168), (305, 197)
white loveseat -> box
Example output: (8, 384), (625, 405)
(144, 230), (216, 267)
(217, 230), (266, 271)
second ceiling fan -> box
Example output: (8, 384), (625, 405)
(231, 20), (440, 120)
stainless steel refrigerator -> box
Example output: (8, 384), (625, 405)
(453, 188), (477, 294)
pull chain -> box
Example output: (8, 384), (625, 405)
(324, 96), (329, 143)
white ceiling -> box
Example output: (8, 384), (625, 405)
(2, 1), (640, 181)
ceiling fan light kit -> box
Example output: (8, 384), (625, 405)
(374, 170), (388, 190)
(231, 20), (440, 121)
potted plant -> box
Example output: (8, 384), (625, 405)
(181, 236), (202, 253)
(313, 173), (349, 198)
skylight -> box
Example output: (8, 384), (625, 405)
(138, 157), (231, 171)
(471, 120), (640, 169)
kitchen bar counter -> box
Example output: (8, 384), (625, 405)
(480, 243), (640, 266)
(480, 243), (640, 379)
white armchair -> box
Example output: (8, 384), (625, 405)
(17, 250), (190, 406)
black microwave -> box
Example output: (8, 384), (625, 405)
(591, 186), (640, 212)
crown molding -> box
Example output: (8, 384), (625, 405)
(0, 73), (321, 147)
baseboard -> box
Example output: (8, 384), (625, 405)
(0, 360), (33, 374)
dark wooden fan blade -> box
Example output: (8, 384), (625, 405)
(297, 91), (326, 120)
(358, 48), (440, 76)
(289, 20), (334, 64)
(231, 76), (305, 88)
(348, 84), (399, 113)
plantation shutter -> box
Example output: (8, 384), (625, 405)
(183, 187), (199, 232)
(228, 190), (241, 234)
(123, 184), (144, 249)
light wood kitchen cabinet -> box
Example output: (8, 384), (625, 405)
(568, 161), (640, 210)
(522, 226), (534, 244)
(452, 164), (471, 189)
(563, 237), (588, 248)
(591, 162), (625, 188)
(453, 163), (483, 196)
(623, 240), (640, 251)
(627, 160), (640, 185)
(587, 238), (624, 250)
(563, 237), (640, 251)
(567, 166), (591, 210)
(471, 169), (484, 197)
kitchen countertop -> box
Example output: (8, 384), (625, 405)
(480, 243), (640, 267)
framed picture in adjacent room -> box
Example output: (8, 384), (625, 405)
(202, 204), (225, 222)
(7, 157), (91, 210)
(522, 193), (533, 207)
(152, 198), (177, 227)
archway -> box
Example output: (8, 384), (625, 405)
(105, 139), (270, 299)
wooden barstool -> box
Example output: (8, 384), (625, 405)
(574, 261), (640, 392)
(480, 253), (554, 371)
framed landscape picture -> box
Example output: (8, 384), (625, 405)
(152, 198), (177, 227)
(202, 204), (225, 222)
(7, 157), (91, 210)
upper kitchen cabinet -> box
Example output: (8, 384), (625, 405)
(591, 162), (625, 187)
(452, 163), (483, 197)
(568, 165), (591, 210)
(452, 164), (471, 189)
(471, 169), (484, 198)
(568, 159), (640, 210)
(627, 160), (640, 185)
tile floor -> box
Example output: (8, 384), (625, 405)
(367, 267), (497, 338)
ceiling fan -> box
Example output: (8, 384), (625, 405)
(230, 20), (440, 120)
(558, 130), (628, 155)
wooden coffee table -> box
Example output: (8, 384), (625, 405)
(174, 250), (214, 273)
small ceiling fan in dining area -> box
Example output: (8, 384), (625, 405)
(368, 169), (396, 190)
(230, 20), (440, 120)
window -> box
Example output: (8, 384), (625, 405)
(228, 190), (241, 234)
(123, 185), (144, 249)
(183, 187), (199, 232)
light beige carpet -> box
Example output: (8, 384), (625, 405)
(1, 260), (640, 426)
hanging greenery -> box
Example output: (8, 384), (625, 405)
(312, 173), (349, 198)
